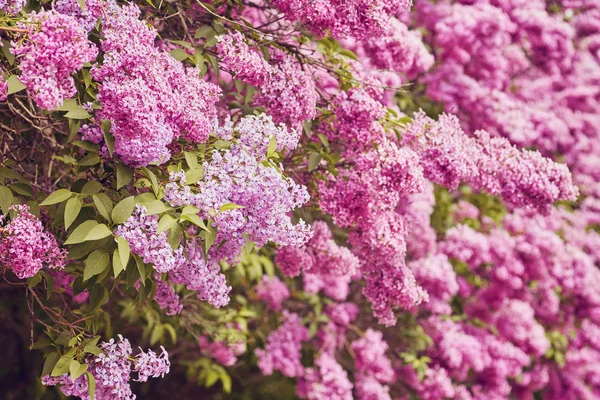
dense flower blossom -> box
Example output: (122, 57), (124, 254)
(403, 111), (579, 213)
(53, 0), (104, 31)
(0, 204), (67, 279)
(351, 329), (394, 384)
(271, 0), (412, 39)
(362, 18), (434, 79)
(354, 376), (391, 400)
(152, 277), (183, 316)
(12, 10), (97, 109)
(0, 0), (25, 14)
(92, 0), (220, 166)
(255, 312), (308, 377)
(276, 221), (358, 278)
(0, 78), (7, 101)
(217, 33), (316, 128)
(216, 32), (271, 85)
(43, 335), (170, 399)
(170, 239), (231, 308)
(410, 253), (459, 315)
(134, 346), (170, 382)
(198, 336), (245, 367)
(297, 354), (353, 400)
(115, 205), (185, 274)
(256, 275), (290, 311)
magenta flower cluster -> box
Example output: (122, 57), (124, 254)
(271, 0), (413, 39)
(0, 204), (66, 279)
(92, 0), (221, 166)
(43, 335), (169, 399)
(217, 33), (317, 129)
(12, 10), (97, 110)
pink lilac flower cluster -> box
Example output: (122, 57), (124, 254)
(351, 329), (395, 400)
(403, 110), (579, 213)
(92, 0), (220, 166)
(296, 354), (353, 400)
(166, 114), (311, 257)
(255, 311), (308, 377)
(275, 221), (358, 301)
(362, 18), (434, 79)
(114, 205), (185, 274)
(152, 276), (183, 316)
(217, 33), (317, 129)
(198, 335), (245, 367)
(256, 275), (290, 311)
(43, 335), (169, 400)
(0, 0), (25, 14)
(409, 253), (459, 315)
(0, 204), (67, 279)
(53, 0), (104, 31)
(416, 0), (600, 195)
(170, 239), (232, 308)
(317, 136), (428, 325)
(316, 302), (359, 354)
(12, 10), (98, 109)
(270, 0), (413, 40)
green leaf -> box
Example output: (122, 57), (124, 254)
(167, 221), (183, 249)
(317, 133), (330, 148)
(157, 214), (177, 234)
(0, 186), (13, 214)
(163, 323), (177, 344)
(206, 370), (219, 388)
(83, 337), (102, 356)
(84, 224), (112, 241)
(194, 25), (215, 39)
(42, 352), (60, 378)
(185, 168), (204, 184)
(308, 152), (322, 172)
(112, 249), (125, 277)
(142, 199), (169, 215)
(83, 250), (110, 281)
(202, 224), (217, 255)
(116, 164), (132, 189)
(65, 220), (99, 245)
(76, 0), (85, 12)
(135, 256), (147, 285)
(180, 213), (208, 231)
(40, 189), (73, 206)
(141, 168), (159, 195)
(150, 324), (164, 346)
(117, 236), (130, 269)
(338, 48), (358, 60)
(51, 350), (76, 377)
(69, 360), (88, 380)
(2, 40), (14, 65)
(79, 153), (100, 167)
(219, 370), (232, 393)
(267, 136), (277, 155)
(81, 181), (103, 195)
(65, 107), (91, 120)
(101, 120), (114, 158)
(111, 196), (134, 224)
(184, 152), (198, 169)
(9, 183), (33, 197)
(92, 193), (113, 223)
(170, 48), (189, 61)
(86, 372), (96, 400)
(64, 197), (82, 230)
(6, 75), (25, 95)
(219, 203), (245, 212)
(73, 140), (99, 152)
